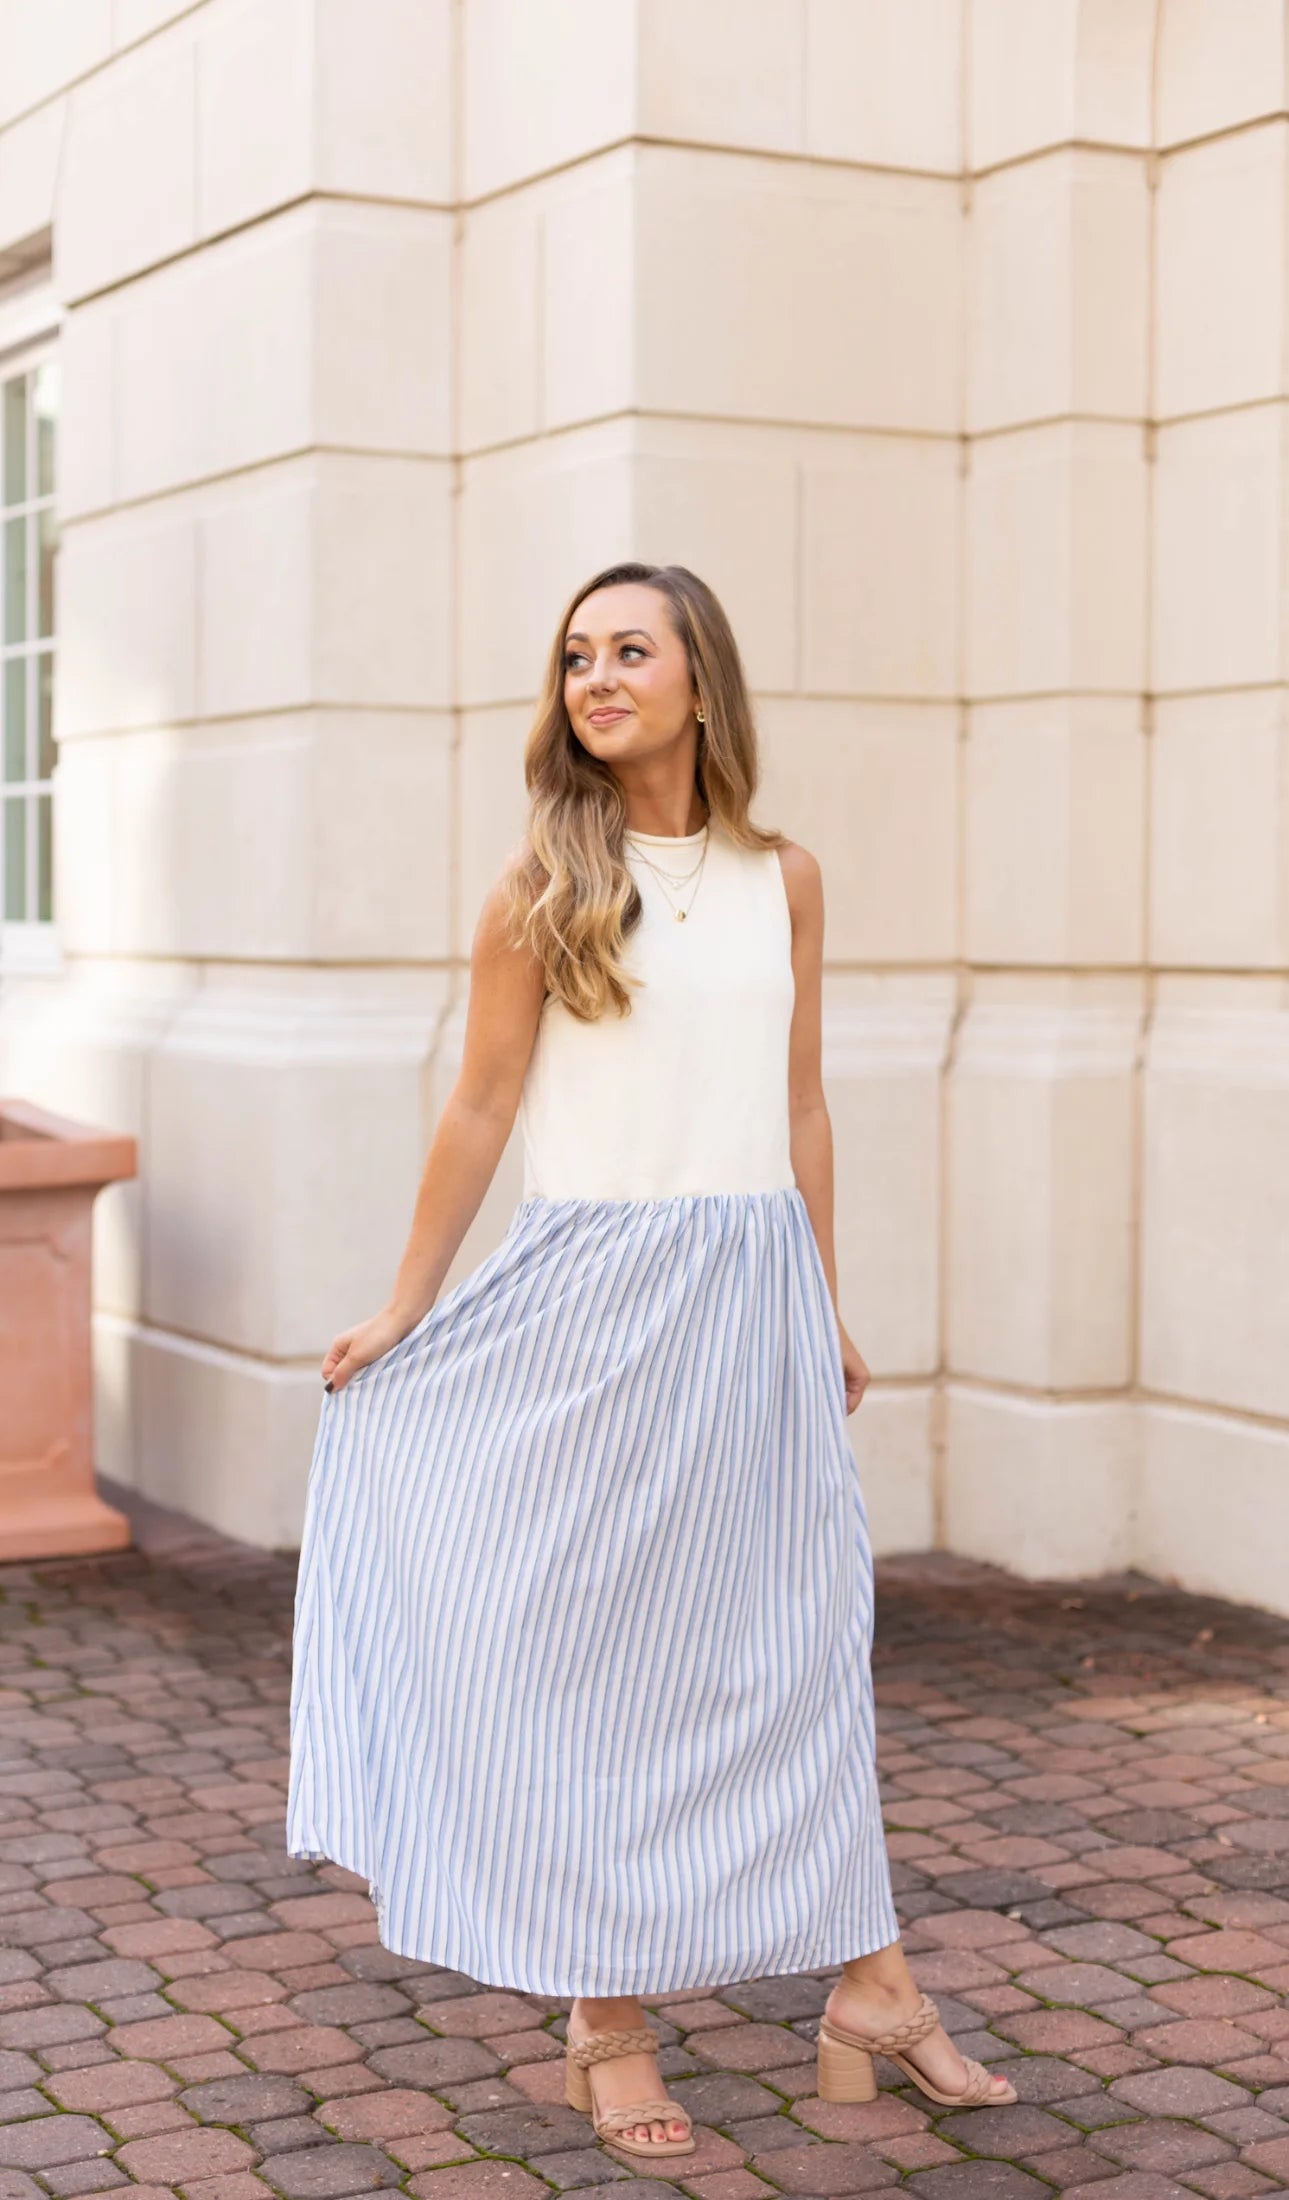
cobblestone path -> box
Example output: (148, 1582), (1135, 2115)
(2, 1495), (1288, 2200)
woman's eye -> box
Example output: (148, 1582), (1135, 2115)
(563, 644), (647, 671)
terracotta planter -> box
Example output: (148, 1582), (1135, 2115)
(0, 1099), (136, 1560)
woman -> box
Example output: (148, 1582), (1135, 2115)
(286, 562), (1015, 2159)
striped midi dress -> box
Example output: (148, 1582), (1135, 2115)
(285, 821), (898, 1995)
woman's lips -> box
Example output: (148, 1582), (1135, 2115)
(587, 708), (630, 725)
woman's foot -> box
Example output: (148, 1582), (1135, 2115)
(824, 1973), (1014, 2104)
(567, 1996), (690, 2150)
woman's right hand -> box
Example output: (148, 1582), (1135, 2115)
(322, 1308), (416, 1393)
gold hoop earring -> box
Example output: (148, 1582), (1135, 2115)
(695, 708), (705, 725)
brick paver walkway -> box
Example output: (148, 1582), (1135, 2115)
(2, 1494), (1288, 2200)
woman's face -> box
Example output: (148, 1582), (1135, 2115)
(562, 583), (698, 765)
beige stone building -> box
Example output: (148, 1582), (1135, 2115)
(1, 1), (1285, 1612)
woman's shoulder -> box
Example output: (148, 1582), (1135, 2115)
(770, 836), (823, 917)
(470, 839), (542, 971)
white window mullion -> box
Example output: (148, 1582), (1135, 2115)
(0, 273), (60, 968)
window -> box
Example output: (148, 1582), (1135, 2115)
(1, 343), (57, 953)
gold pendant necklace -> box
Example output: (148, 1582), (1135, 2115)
(626, 831), (709, 922)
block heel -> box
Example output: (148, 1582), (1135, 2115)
(565, 2058), (593, 2112)
(816, 2019), (877, 2102)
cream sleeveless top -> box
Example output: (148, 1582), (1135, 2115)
(518, 822), (797, 1202)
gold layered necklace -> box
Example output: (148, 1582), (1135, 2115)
(624, 825), (710, 923)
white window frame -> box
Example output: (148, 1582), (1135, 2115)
(0, 270), (61, 978)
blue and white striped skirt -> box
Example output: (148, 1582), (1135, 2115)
(285, 1185), (898, 1995)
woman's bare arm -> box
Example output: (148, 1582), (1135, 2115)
(323, 874), (547, 1391)
(777, 840), (870, 1414)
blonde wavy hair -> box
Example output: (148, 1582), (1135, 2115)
(501, 561), (785, 1022)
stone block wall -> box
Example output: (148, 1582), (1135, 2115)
(0, 0), (1285, 1606)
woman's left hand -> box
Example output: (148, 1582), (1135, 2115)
(837, 1322), (871, 1416)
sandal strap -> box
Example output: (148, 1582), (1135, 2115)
(596, 2098), (692, 2137)
(566, 2024), (663, 2069)
(952, 2056), (997, 2106)
(831, 1989), (942, 2056)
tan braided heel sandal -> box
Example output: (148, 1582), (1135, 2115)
(816, 1990), (1017, 2108)
(564, 2024), (696, 2158)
